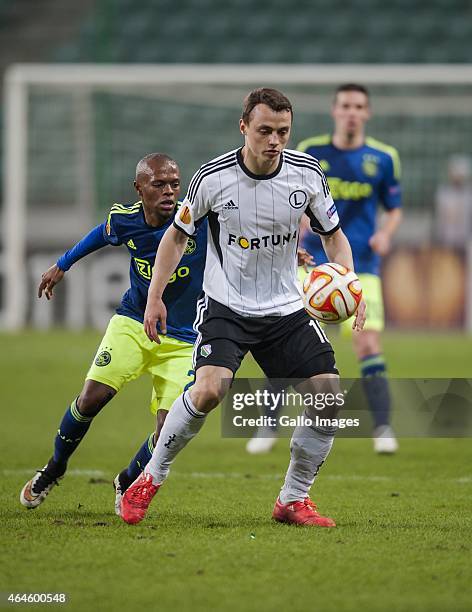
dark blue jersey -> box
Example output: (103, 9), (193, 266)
(102, 201), (206, 343)
(297, 135), (402, 275)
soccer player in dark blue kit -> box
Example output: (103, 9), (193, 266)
(298, 83), (402, 453)
(20, 153), (207, 512)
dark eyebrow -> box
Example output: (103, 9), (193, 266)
(258, 124), (290, 130)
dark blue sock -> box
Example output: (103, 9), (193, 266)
(360, 354), (391, 428)
(53, 399), (93, 470)
(125, 432), (155, 484)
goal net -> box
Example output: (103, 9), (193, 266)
(2, 64), (472, 330)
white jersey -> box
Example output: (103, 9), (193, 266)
(174, 148), (339, 317)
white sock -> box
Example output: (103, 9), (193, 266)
(144, 390), (206, 485)
(279, 422), (335, 504)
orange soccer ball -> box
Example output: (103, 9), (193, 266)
(302, 263), (363, 324)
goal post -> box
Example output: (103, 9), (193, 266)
(3, 63), (472, 330)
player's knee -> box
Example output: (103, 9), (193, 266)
(190, 382), (223, 413)
(77, 383), (116, 417)
(195, 387), (221, 412)
(190, 369), (231, 413)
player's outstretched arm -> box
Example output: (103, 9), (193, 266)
(38, 264), (65, 300)
(38, 224), (109, 301)
(321, 228), (366, 331)
(144, 225), (189, 343)
(38, 224), (109, 300)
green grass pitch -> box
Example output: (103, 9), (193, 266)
(1, 331), (471, 611)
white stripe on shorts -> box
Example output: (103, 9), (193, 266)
(192, 294), (209, 368)
(310, 319), (327, 343)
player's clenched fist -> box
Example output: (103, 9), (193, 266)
(38, 264), (65, 300)
(143, 297), (167, 343)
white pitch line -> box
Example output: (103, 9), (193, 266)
(3, 469), (471, 484)
(171, 472), (392, 482)
(178, 473), (472, 484)
(2, 469), (106, 477)
(174, 471), (281, 480)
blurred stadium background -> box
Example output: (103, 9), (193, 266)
(0, 0), (472, 332)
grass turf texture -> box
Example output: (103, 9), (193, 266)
(1, 331), (471, 611)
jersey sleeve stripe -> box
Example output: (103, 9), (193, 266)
(107, 208), (141, 226)
(110, 203), (141, 210)
(188, 161), (238, 204)
(284, 152), (326, 174)
(284, 159), (330, 197)
(187, 152), (237, 202)
(285, 150), (324, 164)
(110, 204), (141, 214)
(365, 137), (401, 180)
(108, 208), (141, 217)
(111, 200), (141, 209)
(199, 150), (237, 171)
(188, 156), (237, 202)
(295, 135), (331, 151)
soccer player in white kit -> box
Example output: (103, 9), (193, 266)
(121, 88), (366, 527)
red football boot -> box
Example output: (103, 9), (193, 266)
(120, 472), (160, 525)
(273, 497), (336, 527)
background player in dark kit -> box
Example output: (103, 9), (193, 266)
(298, 84), (402, 454)
(20, 154), (207, 513)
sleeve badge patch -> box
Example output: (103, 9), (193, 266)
(179, 206), (192, 224)
(327, 204), (337, 219)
